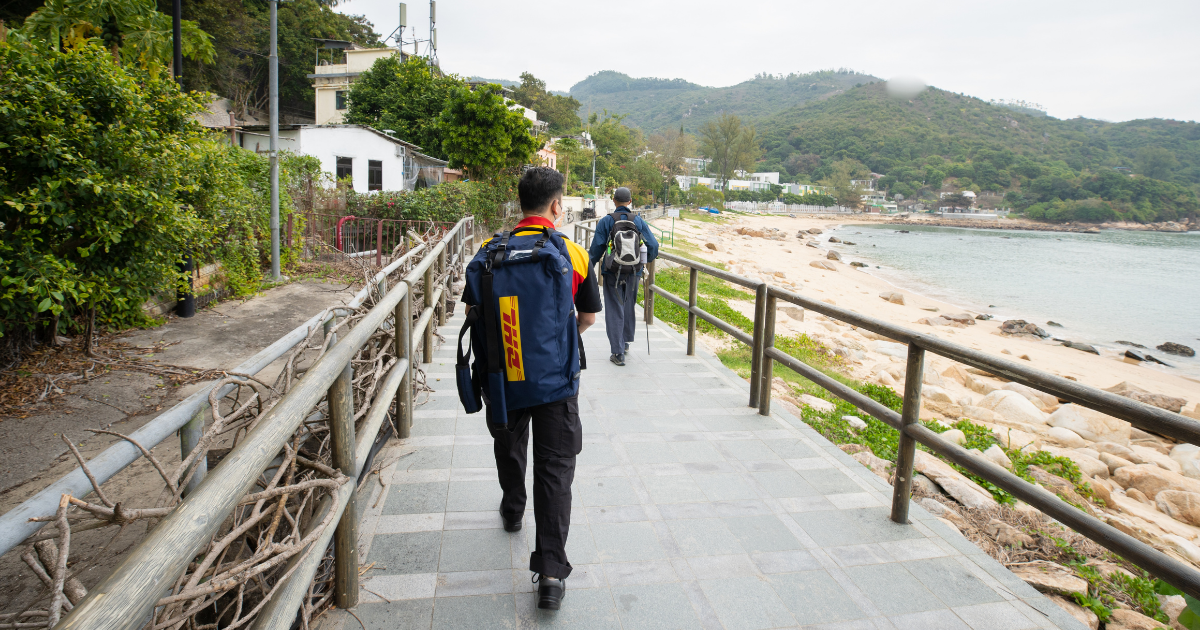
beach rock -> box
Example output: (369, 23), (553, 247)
(942, 313), (976, 325)
(1089, 478), (1115, 505)
(849, 261), (867, 268)
(843, 415), (868, 430)
(1117, 340), (1148, 349)
(1047, 595), (1099, 630)
(1060, 340), (1100, 354)
(1046, 321), (1064, 327)
(913, 451), (998, 509)
(986, 519), (1034, 548)
(1186, 405), (1200, 421)
(917, 316), (951, 326)
(780, 305), (804, 321)
(978, 390), (1050, 426)
(805, 241), (820, 248)
(999, 319), (1050, 338)
(1029, 465), (1095, 513)
(737, 227), (766, 238)
(1169, 444), (1200, 480)
(1095, 441), (1139, 461)
(828, 236), (841, 243)
(840, 444), (869, 455)
(1163, 535), (1200, 565)
(1100, 452), (1136, 475)
(1114, 463), (1200, 499)
(1000, 382), (1059, 409)
(941, 364), (969, 385)
(1048, 405), (1131, 445)
(879, 291), (905, 305)
(1064, 450), (1110, 480)
(1155, 490), (1200, 526)
(826, 250), (842, 261)
(1131, 445), (1182, 473)
(1047, 427), (1087, 448)
(983, 445), (1013, 469)
(852, 451), (892, 480)
(976, 314), (993, 320)
(1159, 595), (1187, 630)
(843, 241), (857, 245)
(994, 428), (1039, 450)
(1108, 608), (1164, 630)
(807, 228), (823, 234)
(1157, 342), (1196, 357)
(965, 374), (1000, 396)
(1104, 381), (1187, 413)
(704, 242), (722, 252)
(800, 394), (836, 412)
(962, 405), (1002, 423)
(809, 260), (838, 271)
(940, 429), (966, 446)
(1010, 561), (1087, 596)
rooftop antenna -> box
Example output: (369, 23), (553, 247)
(428, 0), (438, 68)
(386, 3), (407, 49)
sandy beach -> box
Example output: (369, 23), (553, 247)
(648, 211), (1200, 409)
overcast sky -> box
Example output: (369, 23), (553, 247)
(338, 0), (1200, 123)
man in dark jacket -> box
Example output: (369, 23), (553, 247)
(586, 187), (659, 366)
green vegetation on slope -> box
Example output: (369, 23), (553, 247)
(569, 69), (879, 135)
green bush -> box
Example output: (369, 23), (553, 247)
(346, 179), (515, 229)
(0, 40), (210, 337)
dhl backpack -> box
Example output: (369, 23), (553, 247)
(456, 226), (584, 428)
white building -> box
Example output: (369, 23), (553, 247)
(683, 157), (710, 175)
(749, 172), (780, 185)
(238, 124), (447, 193)
(308, 42), (403, 126)
(783, 183), (826, 196)
(508, 103), (549, 135)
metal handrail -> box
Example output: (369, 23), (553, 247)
(56, 217), (473, 629)
(646, 250), (1200, 600)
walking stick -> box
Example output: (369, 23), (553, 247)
(644, 273), (651, 355)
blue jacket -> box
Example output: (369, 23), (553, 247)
(587, 207), (660, 279)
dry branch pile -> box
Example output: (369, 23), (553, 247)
(2, 231), (458, 629)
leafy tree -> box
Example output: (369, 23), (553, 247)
(438, 84), (538, 180)
(940, 192), (972, 209)
(698, 113), (760, 189)
(686, 184), (724, 208)
(0, 40), (212, 340)
(1137, 147), (1178, 180)
(625, 157), (665, 204)
(648, 125), (698, 178)
(20, 0), (215, 66)
(820, 159), (868, 208)
(784, 152), (821, 177)
(345, 55), (464, 159)
(512, 72), (581, 135)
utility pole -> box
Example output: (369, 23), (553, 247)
(173, 0), (195, 317)
(269, 0), (281, 281)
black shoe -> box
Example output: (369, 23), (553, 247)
(624, 342), (631, 353)
(609, 353), (625, 366)
(501, 510), (522, 533)
(535, 575), (565, 610)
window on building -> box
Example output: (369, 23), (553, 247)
(335, 90), (347, 110)
(368, 160), (383, 191)
(336, 157), (352, 186)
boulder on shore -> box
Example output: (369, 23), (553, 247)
(809, 260), (838, 271)
(1114, 463), (1200, 499)
(828, 236), (841, 243)
(806, 228), (823, 234)
(1104, 381), (1187, 413)
(977, 390), (1050, 426)
(1048, 404), (1131, 445)
(999, 319), (1051, 338)
(1062, 340), (1100, 355)
(1009, 561), (1087, 596)
(1155, 490), (1200, 526)
(1047, 595), (1099, 630)
(826, 250), (842, 261)
(1157, 342), (1195, 357)
(879, 291), (905, 305)
(913, 451), (998, 509)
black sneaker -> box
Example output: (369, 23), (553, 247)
(624, 342), (630, 353)
(534, 575), (565, 610)
(501, 510), (522, 533)
(609, 353), (625, 366)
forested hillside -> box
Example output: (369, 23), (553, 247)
(567, 69), (879, 134)
(754, 83), (1200, 221)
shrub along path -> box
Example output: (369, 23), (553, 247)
(320, 309), (1083, 629)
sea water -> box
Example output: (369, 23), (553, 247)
(826, 223), (1200, 377)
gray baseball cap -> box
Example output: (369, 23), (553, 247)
(614, 187), (632, 203)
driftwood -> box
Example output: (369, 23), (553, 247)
(5, 230), (454, 630)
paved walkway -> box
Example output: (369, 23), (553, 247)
(319, 309), (1083, 630)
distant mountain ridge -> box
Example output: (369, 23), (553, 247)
(567, 69), (881, 133)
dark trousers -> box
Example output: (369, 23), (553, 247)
(490, 395), (582, 579)
(602, 276), (638, 356)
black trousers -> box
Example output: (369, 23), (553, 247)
(489, 395), (582, 579)
(602, 275), (638, 356)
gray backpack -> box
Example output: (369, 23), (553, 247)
(603, 210), (642, 274)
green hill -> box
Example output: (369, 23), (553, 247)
(567, 69), (880, 134)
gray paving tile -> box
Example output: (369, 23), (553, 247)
(577, 443), (622, 466)
(711, 499), (773, 517)
(603, 560), (680, 586)
(750, 550), (822, 574)
(611, 582), (703, 630)
(515, 587), (622, 629)
(752, 470), (821, 498)
(715, 439), (781, 461)
(352, 598), (434, 629)
(844, 563), (944, 616)
(890, 609), (971, 630)
(586, 504), (649, 523)
(826, 544), (893, 567)
(670, 440), (727, 463)
(951, 602), (1040, 630)
(430, 593), (516, 630)
(843, 507), (925, 543)
(412, 417), (456, 436)
(439, 529), (512, 572)
(699, 576), (796, 630)
(624, 441), (681, 464)
(383, 482), (448, 515)
(446, 480), (503, 512)
(694, 473), (760, 501)
(641, 474), (709, 504)
(764, 438), (819, 459)
(723, 514), (805, 552)
(667, 518), (746, 556)
(768, 570), (867, 625)
(366, 531), (442, 575)
(657, 502), (719, 520)
(798, 467), (864, 494)
(399, 445), (453, 470)
(591, 522), (666, 562)
(576, 476), (640, 507)
(522, 522), (601, 566)
(435, 569), (513, 597)
(905, 558), (1004, 608)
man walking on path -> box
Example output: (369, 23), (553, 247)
(461, 167), (601, 610)
(587, 187), (659, 366)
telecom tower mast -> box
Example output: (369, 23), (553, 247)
(385, 2), (437, 67)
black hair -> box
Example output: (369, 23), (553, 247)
(518, 167), (565, 212)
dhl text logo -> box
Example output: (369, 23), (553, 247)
(498, 296), (525, 381)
